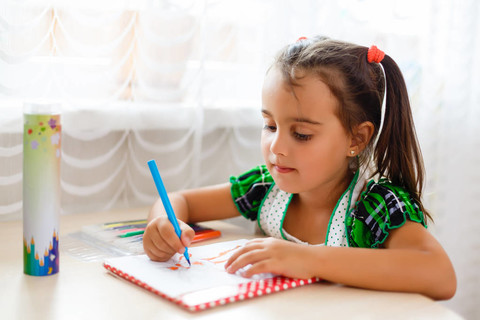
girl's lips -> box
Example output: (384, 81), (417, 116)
(273, 165), (294, 173)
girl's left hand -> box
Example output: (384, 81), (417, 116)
(224, 237), (315, 279)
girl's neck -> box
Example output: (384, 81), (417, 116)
(296, 170), (354, 213)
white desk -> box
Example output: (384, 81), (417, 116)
(0, 207), (462, 319)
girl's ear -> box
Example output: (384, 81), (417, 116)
(348, 121), (375, 156)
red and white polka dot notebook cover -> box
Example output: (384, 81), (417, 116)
(103, 239), (321, 312)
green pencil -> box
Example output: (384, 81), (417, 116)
(119, 230), (145, 238)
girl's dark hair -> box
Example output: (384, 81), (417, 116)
(274, 36), (431, 221)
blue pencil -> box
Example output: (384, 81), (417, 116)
(147, 160), (191, 266)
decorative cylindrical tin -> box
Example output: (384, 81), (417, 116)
(23, 102), (61, 276)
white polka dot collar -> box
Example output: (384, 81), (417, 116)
(256, 170), (366, 247)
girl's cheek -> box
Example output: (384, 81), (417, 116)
(261, 136), (272, 154)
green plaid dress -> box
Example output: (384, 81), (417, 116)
(230, 165), (426, 248)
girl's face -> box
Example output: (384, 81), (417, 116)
(261, 67), (352, 194)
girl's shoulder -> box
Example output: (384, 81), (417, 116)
(229, 165), (275, 220)
(347, 179), (427, 248)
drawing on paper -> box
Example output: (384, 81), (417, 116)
(167, 245), (242, 270)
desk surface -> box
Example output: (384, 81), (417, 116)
(0, 207), (461, 320)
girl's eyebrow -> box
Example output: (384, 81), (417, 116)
(261, 109), (272, 117)
(261, 109), (323, 125)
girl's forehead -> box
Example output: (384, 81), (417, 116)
(262, 66), (289, 93)
(262, 67), (338, 118)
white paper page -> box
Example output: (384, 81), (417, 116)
(104, 239), (275, 298)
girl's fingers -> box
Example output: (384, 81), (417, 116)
(225, 238), (272, 268)
(156, 219), (187, 254)
(179, 221), (195, 247)
(144, 242), (170, 262)
(225, 244), (269, 274)
(143, 223), (162, 254)
(143, 216), (193, 261)
(239, 260), (271, 278)
(143, 226), (171, 261)
(224, 242), (258, 268)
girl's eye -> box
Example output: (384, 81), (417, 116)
(293, 132), (312, 141)
(263, 124), (276, 132)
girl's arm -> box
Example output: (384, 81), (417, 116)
(225, 221), (456, 300)
(144, 183), (240, 261)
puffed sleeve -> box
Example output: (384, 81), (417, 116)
(230, 165), (274, 220)
(347, 180), (427, 248)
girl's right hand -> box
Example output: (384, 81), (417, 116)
(142, 215), (195, 262)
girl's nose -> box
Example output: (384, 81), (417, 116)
(270, 131), (287, 156)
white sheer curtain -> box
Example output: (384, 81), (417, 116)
(0, 0), (478, 318)
(0, 0), (267, 217)
(416, 1), (480, 317)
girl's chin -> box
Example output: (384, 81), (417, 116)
(270, 176), (300, 194)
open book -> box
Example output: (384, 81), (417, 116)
(103, 239), (321, 311)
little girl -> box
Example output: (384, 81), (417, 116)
(143, 36), (456, 300)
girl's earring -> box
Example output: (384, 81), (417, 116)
(350, 150), (355, 156)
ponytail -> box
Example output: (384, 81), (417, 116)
(374, 56), (430, 221)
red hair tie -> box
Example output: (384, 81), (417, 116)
(296, 36), (307, 42)
(367, 45), (385, 63)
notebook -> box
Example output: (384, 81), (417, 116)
(103, 239), (321, 311)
